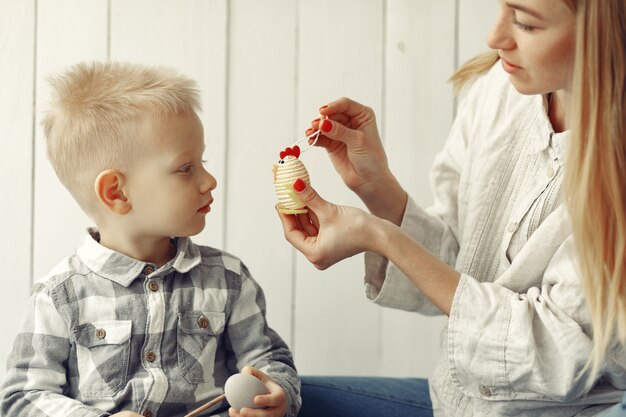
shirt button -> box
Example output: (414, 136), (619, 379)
(148, 281), (159, 292)
(545, 166), (555, 178)
(506, 222), (517, 233)
(143, 411), (153, 417)
(479, 385), (492, 397)
(95, 329), (106, 340)
(197, 316), (209, 329)
(143, 265), (155, 275)
(145, 351), (156, 363)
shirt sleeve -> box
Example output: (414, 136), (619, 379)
(224, 265), (301, 417)
(0, 283), (110, 417)
(448, 214), (626, 402)
(364, 67), (478, 315)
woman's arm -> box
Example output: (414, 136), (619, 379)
(277, 182), (459, 315)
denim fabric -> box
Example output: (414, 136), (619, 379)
(298, 376), (432, 417)
(600, 394), (626, 417)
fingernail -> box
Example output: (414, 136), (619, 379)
(321, 119), (332, 133)
(319, 105), (328, 111)
(312, 118), (320, 124)
(306, 128), (313, 135)
(293, 178), (306, 192)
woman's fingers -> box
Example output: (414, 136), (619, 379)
(295, 213), (318, 237)
(320, 97), (373, 119)
(290, 181), (330, 216)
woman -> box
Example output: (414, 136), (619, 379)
(277, 0), (626, 416)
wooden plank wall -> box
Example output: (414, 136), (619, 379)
(0, 0), (497, 380)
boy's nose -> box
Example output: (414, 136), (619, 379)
(200, 169), (217, 194)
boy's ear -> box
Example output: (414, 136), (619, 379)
(94, 169), (131, 214)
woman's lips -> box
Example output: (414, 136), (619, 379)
(500, 58), (522, 74)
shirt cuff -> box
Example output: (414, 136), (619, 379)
(447, 274), (511, 398)
(363, 197), (445, 315)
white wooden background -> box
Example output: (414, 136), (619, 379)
(0, 0), (496, 380)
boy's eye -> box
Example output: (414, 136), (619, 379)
(178, 164), (192, 173)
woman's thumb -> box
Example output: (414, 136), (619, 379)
(292, 179), (327, 212)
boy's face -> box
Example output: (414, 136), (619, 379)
(123, 111), (216, 239)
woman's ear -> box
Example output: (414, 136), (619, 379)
(94, 170), (131, 214)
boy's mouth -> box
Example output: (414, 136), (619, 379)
(198, 201), (212, 213)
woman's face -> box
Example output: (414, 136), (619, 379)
(487, 0), (576, 95)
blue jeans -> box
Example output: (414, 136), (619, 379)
(298, 376), (433, 417)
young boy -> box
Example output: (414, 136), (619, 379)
(0, 62), (300, 417)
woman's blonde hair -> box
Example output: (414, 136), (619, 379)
(451, 0), (626, 378)
(42, 62), (201, 217)
(565, 0), (626, 376)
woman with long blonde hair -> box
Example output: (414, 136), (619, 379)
(278, 0), (626, 416)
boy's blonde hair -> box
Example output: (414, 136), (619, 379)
(42, 62), (201, 217)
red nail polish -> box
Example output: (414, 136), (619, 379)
(319, 105), (328, 111)
(321, 119), (332, 133)
(312, 118), (320, 123)
(293, 178), (306, 192)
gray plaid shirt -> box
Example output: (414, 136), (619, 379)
(0, 230), (300, 417)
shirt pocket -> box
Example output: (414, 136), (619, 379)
(177, 310), (225, 384)
(73, 320), (132, 398)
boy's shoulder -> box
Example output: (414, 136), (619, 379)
(34, 253), (90, 292)
(188, 239), (246, 276)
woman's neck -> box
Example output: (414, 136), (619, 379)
(548, 90), (570, 133)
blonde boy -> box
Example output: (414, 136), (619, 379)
(0, 62), (300, 417)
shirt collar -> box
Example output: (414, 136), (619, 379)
(76, 228), (202, 287)
(527, 93), (570, 161)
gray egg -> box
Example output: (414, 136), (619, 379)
(224, 373), (269, 410)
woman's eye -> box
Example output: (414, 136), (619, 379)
(512, 17), (535, 31)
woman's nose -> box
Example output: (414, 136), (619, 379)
(487, 11), (515, 51)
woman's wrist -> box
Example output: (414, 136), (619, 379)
(367, 215), (400, 257)
(355, 172), (408, 226)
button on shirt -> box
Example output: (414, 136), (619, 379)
(364, 64), (626, 416)
(0, 231), (301, 417)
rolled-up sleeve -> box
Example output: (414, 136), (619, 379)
(448, 229), (600, 402)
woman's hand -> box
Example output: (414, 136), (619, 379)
(228, 366), (288, 417)
(308, 97), (407, 224)
(278, 179), (461, 314)
(276, 180), (382, 270)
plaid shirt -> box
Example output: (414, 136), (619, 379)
(0, 230), (300, 417)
